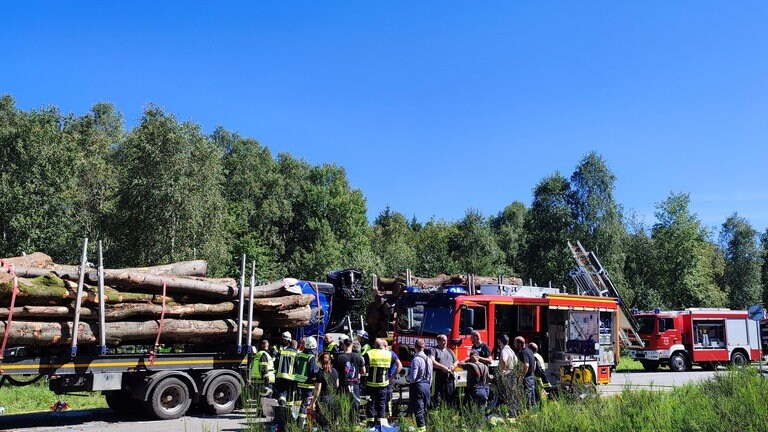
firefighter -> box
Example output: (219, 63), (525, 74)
(407, 339), (433, 432)
(323, 333), (340, 357)
(382, 339), (402, 417)
(294, 336), (319, 427)
(251, 339), (275, 398)
(357, 330), (371, 355)
(274, 331), (298, 403)
(274, 332), (298, 431)
(363, 338), (396, 428)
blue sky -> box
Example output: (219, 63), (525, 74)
(3, 2), (768, 234)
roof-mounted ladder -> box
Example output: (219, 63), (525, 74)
(568, 241), (645, 348)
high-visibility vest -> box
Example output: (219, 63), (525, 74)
(361, 343), (371, 355)
(252, 350), (275, 384)
(366, 349), (391, 387)
(294, 351), (317, 389)
(325, 341), (338, 354)
(276, 346), (298, 381)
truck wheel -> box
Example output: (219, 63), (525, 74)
(105, 390), (144, 417)
(669, 353), (687, 372)
(203, 375), (241, 415)
(730, 351), (748, 368)
(640, 360), (659, 372)
(148, 377), (191, 420)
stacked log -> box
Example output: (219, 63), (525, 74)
(375, 273), (524, 297)
(366, 272), (525, 339)
(0, 253), (312, 347)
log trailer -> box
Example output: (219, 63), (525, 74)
(0, 246), (363, 420)
(627, 308), (763, 372)
(392, 282), (623, 391)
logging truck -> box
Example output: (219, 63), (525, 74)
(0, 244), (364, 420)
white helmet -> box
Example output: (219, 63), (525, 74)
(304, 336), (318, 350)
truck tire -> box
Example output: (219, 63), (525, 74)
(730, 351), (748, 368)
(105, 390), (144, 417)
(203, 374), (241, 415)
(147, 377), (191, 420)
(640, 360), (659, 372)
(669, 353), (687, 372)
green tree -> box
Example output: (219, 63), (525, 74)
(448, 209), (505, 276)
(413, 219), (459, 276)
(570, 152), (626, 289)
(219, 128), (284, 280)
(0, 96), (83, 261)
(761, 229), (768, 307)
(490, 201), (527, 276)
(621, 214), (656, 308)
(270, 156), (371, 280)
(370, 207), (415, 277)
(522, 173), (575, 289)
(719, 213), (761, 309)
(63, 103), (123, 255)
(651, 193), (725, 308)
(113, 106), (228, 274)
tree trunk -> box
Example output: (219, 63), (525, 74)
(376, 274), (524, 295)
(0, 319), (262, 346)
(0, 302), (247, 321)
(0, 274), (180, 306)
(0, 293), (315, 321)
(257, 305), (312, 328)
(86, 273), (300, 299)
(0, 252), (53, 269)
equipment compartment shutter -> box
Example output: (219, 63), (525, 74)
(726, 318), (748, 346)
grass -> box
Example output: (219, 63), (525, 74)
(0, 378), (107, 414)
(7, 367), (766, 432)
(239, 368), (768, 432)
(615, 355), (645, 372)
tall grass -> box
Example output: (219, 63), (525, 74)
(515, 368), (768, 432)
(0, 379), (106, 414)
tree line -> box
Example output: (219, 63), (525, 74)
(1, 95), (766, 310)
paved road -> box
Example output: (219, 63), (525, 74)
(0, 409), (254, 432)
(598, 369), (719, 396)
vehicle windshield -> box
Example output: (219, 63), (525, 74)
(636, 316), (656, 334)
(395, 296), (454, 336)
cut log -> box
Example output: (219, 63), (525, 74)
(104, 261), (208, 277)
(249, 294), (314, 311)
(0, 274), (180, 306)
(0, 293), (315, 320)
(257, 305), (312, 328)
(0, 252), (53, 269)
(376, 274), (524, 296)
(0, 302), (250, 321)
(85, 273), (300, 299)
(0, 319), (262, 346)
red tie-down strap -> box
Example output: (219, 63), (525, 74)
(148, 279), (168, 367)
(0, 259), (20, 363)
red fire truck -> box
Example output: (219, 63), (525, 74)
(391, 284), (623, 389)
(627, 308), (762, 372)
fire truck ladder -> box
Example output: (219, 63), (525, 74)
(568, 241), (645, 348)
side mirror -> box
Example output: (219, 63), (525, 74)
(658, 319), (666, 332)
(460, 308), (475, 334)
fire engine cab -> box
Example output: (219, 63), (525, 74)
(392, 283), (622, 388)
(628, 308), (762, 372)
